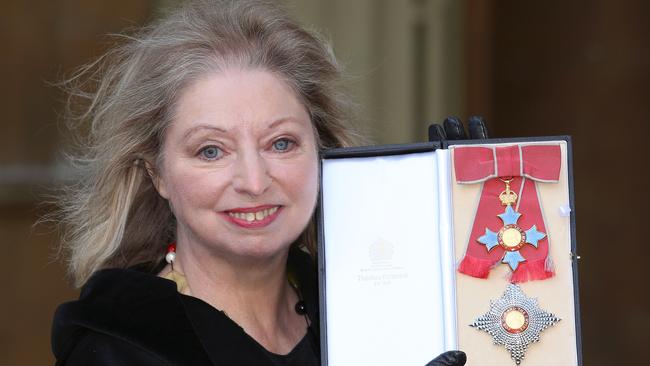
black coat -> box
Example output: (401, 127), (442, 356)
(52, 250), (320, 365)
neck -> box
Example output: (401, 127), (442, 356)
(167, 237), (306, 354)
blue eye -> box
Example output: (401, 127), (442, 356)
(199, 146), (222, 160)
(272, 138), (293, 152)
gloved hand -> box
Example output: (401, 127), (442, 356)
(428, 116), (489, 141)
(425, 350), (467, 366)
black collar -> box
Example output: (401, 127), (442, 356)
(52, 249), (319, 365)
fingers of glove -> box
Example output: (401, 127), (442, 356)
(424, 350), (467, 366)
(428, 124), (447, 141)
(467, 116), (489, 139)
(443, 117), (468, 140)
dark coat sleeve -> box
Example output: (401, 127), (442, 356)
(52, 268), (213, 365)
(59, 330), (171, 366)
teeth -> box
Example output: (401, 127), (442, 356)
(229, 207), (278, 222)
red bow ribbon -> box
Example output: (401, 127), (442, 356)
(453, 144), (561, 282)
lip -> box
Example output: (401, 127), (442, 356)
(222, 205), (282, 229)
(227, 204), (277, 213)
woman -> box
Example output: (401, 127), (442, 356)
(52, 1), (467, 365)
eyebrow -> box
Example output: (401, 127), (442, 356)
(267, 116), (307, 129)
(181, 116), (307, 140)
(181, 125), (227, 141)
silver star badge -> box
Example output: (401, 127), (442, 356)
(470, 284), (561, 365)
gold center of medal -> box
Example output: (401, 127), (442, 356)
(501, 306), (529, 334)
(504, 309), (526, 329)
(501, 228), (522, 248)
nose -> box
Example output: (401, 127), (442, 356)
(232, 149), (271, 197)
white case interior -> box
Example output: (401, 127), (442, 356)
(321, 149), (457, 366)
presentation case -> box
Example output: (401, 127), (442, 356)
(317, 137), (581, 366)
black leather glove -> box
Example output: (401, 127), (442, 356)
(425, 350), (467, 366)
(428, 116), (489, 141)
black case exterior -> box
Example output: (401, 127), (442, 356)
(317, 137), (582, 366)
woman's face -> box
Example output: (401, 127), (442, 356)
(155, 68), (318, 261)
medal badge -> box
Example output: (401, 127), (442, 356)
(476, 178), (547, 272)
(453, 144), (561, 282)
(470, 284), (561, 365)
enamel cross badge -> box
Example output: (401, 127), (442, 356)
(477, 179), (546, 272)
(454, 144), (560, 282)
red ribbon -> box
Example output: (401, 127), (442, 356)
(453, 144), (561, 282)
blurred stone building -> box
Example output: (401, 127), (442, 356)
(1, 0), (648, 364)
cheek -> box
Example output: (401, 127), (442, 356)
(287, 157), (319, 209)
(164, 168), (224, 212)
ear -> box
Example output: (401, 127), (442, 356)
(144, 160), (170, 200)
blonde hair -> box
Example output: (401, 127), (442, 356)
(57, 0), (361, 287)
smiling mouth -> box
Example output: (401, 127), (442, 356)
(227, 206), (279, 223)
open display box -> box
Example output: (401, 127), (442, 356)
(318, 137), (581, 366)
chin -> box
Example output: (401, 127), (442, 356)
(228, 244), (292, 264)
(219, 234), (296, 261)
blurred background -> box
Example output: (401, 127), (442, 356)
(2, 0), (648, 364)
